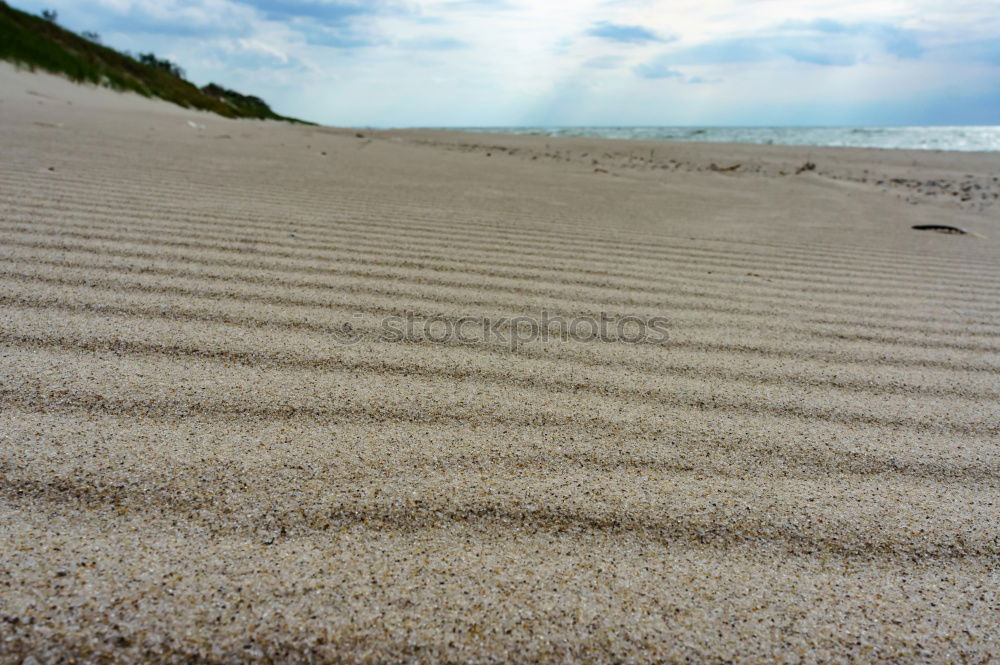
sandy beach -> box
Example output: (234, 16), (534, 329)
(1, 63), (999, 663)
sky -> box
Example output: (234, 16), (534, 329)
(15, 0), (1000, 126)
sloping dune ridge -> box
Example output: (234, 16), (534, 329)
(1, 64), (999, 663)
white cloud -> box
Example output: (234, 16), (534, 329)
(12, 0), (1000, 125)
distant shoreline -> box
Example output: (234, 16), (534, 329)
(422, 125), (1000, 152)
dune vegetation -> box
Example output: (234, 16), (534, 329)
(0, 1), (312, 123)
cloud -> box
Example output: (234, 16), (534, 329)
(659, 37), (854, 66)
(648, 19), (924, 68)
(439, 0), (516, 8)
(64, 0), (257, 37)
(632, 62), (682, 79)
(235, 37), (289, 63)
(294, 21), (382, 49)
(587, 21), (671, 44)
(232, 0), (385, 22)
(659, 39), (768, 65)
(582, 55), (625, 69)
(631, 62), (708, 84)
(780, 19), (923, 59)
(399, 37), (466, 50)
(931, 38), (1000, 66)
(12, 0), (1000, 126)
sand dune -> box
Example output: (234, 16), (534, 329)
(1, 64), (998, 663)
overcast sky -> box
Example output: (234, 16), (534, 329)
(16, 0), (1000, 126)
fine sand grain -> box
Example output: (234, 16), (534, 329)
(1, 64), (999, 663)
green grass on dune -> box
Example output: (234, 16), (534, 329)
(0, 1), (313, 124)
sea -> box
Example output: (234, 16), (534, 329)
(445, 126), (1000, 152)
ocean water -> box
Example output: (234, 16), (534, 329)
(448, 126), (1000, 152)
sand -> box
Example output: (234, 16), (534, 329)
(1, 63), (998, 663)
